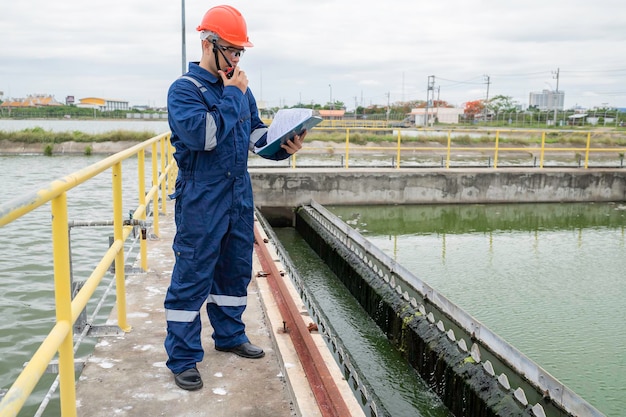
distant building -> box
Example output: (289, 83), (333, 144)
(411, 107), (464, 125)
(0, 94), (63, 108)
(77, 97), (129, 111)
(567, 113), (587, 126)
(529, 90), (564, 111)
(318, 109), (345, 120)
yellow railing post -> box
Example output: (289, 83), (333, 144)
(151, 142), (160, 237)
(160, 138), (167, 215)
(396, 130), (401, 169)
(168, 140), (176, 194)
(446, 131), (452, 169)
(112, 162), (131, 332)
(167, 142), (178, 193)
(539, 132), (546, 168)
(345, 128), (350, 169)
(584, 132), (591, 169)
(494, 130), (500, 168)
(138, 149), (148, 271)
(51, 192), (77, 417)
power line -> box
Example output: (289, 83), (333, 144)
(490, 71), (551, 77)
(562, 68), (626, 74)
(436, 76), (484, 86)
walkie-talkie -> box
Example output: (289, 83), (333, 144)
(212, 39), (235, 79)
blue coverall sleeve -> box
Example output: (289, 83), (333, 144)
(168, 80), (244, 152)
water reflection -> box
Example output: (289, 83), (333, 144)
(329, 202), (626, 235)
(275, 228), (453, 417)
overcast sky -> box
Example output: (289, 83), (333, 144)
(1, 0), (625, 111)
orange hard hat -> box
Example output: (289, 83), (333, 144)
(196, 5), (253, 47)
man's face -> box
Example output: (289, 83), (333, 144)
(205, 39), (244, 77)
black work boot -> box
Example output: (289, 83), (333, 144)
(215, 342), (265, 359)
(174, 367), (203, 391)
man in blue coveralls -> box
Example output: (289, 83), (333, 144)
(164, 4), (306, 391)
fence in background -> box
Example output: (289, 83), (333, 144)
(278, 127), (626, 169)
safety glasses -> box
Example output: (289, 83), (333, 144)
(215, 44), (245, 58)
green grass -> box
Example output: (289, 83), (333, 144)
(0, 128), (159, 144)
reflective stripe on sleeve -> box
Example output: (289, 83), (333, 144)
(249, 127), (268, 151)
(165, 309), (200, 322)
(207, 294), (248, 307)
(204, 114), (218, 151)
(179, 75), (207, 92)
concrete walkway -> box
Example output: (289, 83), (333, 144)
(74, 201), (363, 417)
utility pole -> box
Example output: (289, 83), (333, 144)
(484, 74), (490, 102)
(481, 74), (491, 121)
(329, 84), (333, 110)
(484, 75), (490, 120)
(386, 92), (390, 123)
(181, 0), (186, 75)
(436, 86), (441, 123)
(552, 68), (560, 126)
(425, 75), (435, 127)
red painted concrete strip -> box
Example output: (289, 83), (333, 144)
(254, 225), (353, 417)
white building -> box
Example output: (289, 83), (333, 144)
(529, 90), (564, 111)
(411, 107), (464, 125)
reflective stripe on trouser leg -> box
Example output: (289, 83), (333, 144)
(164, 310), (203, 374)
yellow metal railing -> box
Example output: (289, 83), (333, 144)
(0, 133), (176, 417)
(287, 128), (626, 169)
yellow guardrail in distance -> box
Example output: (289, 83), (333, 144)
(266, 127), (625, 169)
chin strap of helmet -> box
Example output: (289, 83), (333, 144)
(211, 39), (234, 79)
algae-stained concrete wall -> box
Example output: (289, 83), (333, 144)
(250, 168), (626, 208)
(295, 208), (538, 417)
(292, 203), (606, 416)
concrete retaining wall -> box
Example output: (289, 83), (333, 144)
(251, 168), (626, 208)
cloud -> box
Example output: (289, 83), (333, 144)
(1, 0), (625, 109)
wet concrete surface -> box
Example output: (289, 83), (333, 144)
(74, 202), (319, 417)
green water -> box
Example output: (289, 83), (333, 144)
(325, 203), (626, 417)
(275, 227), (453, 417)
